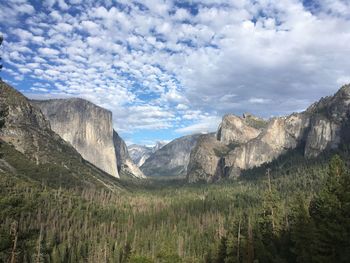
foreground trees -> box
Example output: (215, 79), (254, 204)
(206, 155), (350, 263)
(0, 142), (349, 262)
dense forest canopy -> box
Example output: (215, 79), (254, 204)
(0, 139), (349, 262)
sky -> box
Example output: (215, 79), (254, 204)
(1, 0), (350, 145)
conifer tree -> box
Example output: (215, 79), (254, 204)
(215, 236), (227, 263)
(309, 155), (350, 262)
(290, 195), (313, 263)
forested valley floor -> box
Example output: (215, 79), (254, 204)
(0, 141), (350, 263)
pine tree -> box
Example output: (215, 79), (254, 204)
(309, 155), (350, 262)
(290, 195), (313, 263)
(216, 236), (227, 263)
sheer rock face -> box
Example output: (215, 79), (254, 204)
(33, 99), (119, 178)
(113, 131), (145, 178)
(128, 144), (151, 167)
(304, 85), (350, 157)
(0, 81), (63, 164)
(0, 81), (125, 190)
(187, 133), (229, 183)
(128, 142), (166, 167)
(141, 134), (201, 177)
(187, 84), (350, 182)
(225, 114), (310, 174)
(216, 114), (263, 145)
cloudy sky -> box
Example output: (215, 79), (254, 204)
(1, 0), (350, 145)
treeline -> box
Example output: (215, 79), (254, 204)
(0, 137), (349, 262)
(206, 155), (350, 263)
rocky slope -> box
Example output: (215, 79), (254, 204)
(33, 99), (119, 178)
(216, 114), (265, 145)
(33, 99), (145, 179)
(141, 134), (201, 177)
(128, 142), (166, 167)
(188, 84), (350, 182)
(113, 131), (145, 178)
(187, 133), (230, 182)
(0, 81), (122, 189)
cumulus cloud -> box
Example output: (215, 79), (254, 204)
(175, 116), (221, 134)
(1, 0), (350, 144)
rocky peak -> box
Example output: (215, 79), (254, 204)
(33, 98), (119, 178)
(153, 141), (166, 152)
(0, 81), (58, 164)
(0, 81), (125, 190)
(128, 141), (167, 167)
(113, 131), (145, 178)
(141, 134), (201, 177)
(0, 81), (76, 165)
(187, 133), (229, 183)
(187, 84), (350, 182)
(216, 114), (263, 145)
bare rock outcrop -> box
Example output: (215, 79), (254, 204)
(225, 114), (310, 175)
(216, 114), (262, 145)
(304, 85), (350, 157)
(187, 84), (350, 182)
(187, 133), (230, 182)
(128, 142), (166, 167)
(33, 99), (119, 177)
(113, 131), (145, 178)
(0, 81), (126, 190)
(141, 134), (200, 177)
(0, 81), (62, 164)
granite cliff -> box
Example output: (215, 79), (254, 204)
(128, 142), (166, 167)
(33, 99), (145, 179)
(0, 81), (122, 189)
(141, 134), (200, 177)
(33, 99), (119, 178)
(113, 131), (145, 178)
(188, 84), (350, 182)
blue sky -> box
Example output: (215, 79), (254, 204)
(1, 0), (350, 145)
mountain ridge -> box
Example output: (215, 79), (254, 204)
(32, 98), (119, 177)
(0, 80), (122, 190)
(128, 141), (167, 167)
(32, 98), (145, 179)
(187, 84), (350, 182)
(140, 134), (201, 177)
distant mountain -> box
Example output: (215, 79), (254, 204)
(140, 134), (201, 177)
(0, 80), (122, 189)
(33, 99), (144, 179)
(113, 131), (145, 178)
(128, 141), (167, 167)
(187, 84), (350, 182)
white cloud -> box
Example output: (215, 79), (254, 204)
(176, 104), (189, 110)
(2, 0), (350, 143)
(38, 47), (60, 56)
(248, 98), (271, 104)
(175, 116), (221, 134)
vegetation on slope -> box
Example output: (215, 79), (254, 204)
(0, 139), (349, 262)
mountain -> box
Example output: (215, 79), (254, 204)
(33, 98), (119, 177)
(140, 134), (201, 177)
(128, 141), (167, 167)
(33, 98), (144, 179)
(187, 84), (350, 182)
(0, 80), (122, 189)
(113, 131), (145, 178)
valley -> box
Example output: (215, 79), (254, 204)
(1, 1), (350, 262)
(1, 80), (350, 262)
(0, 136), (343, 262)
